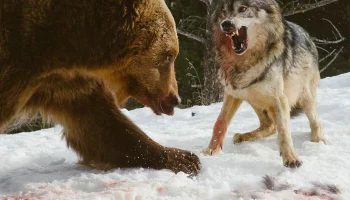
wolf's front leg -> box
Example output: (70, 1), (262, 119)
(203, 95), (242, 155)
(271, 95), (302, 168)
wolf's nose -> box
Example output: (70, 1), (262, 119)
(221, 20), (236, 32)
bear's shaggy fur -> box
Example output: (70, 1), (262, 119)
(0, 0), (200, 175)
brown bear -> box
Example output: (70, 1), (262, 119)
(0, 0), (200, 175)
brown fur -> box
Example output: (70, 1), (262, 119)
(0, 0), (200, 175)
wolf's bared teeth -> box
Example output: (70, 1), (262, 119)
(236, 30), (239, 36)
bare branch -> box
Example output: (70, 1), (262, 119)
(316, 19), (345, 72)
(283, 0), (339, 16)
(313, 37), (345, 44)
(176, 15), (206, 43)
(177, 28), (205, 44)
(317, 46), (330, 54)
(282, 0), (301, 11)
(179, 16), (206, 30)
(320, 47), (344, 73)
(324, 18), (343, 40)
(312, 18), (346, 44)
(319, 49), (336, 62)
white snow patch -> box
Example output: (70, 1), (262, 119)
(1, 73), (350, 199)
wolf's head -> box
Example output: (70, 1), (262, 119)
(212, 0), (283, 56)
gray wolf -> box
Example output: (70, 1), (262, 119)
(203, 0), (325, 168)
(0, 0), (200, 175)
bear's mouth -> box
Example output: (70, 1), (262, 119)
(147, 94), (179, 116)
(136, 90), (179, 116)
(150, 99), (175, 116)
(225, 26), (248, 55)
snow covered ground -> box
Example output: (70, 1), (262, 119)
(1, 73), (350, 200)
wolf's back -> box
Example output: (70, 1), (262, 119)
(280, 20), (319, 74)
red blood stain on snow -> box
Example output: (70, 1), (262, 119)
(37, 185), (65, 195)
(104, 180), (168, 195)
(294, 189), (335, 200)
(1, 185), (69, 200)
(1, 197), (43, 200)
(104, 181), (134, 193)
(104, 181), (127, 188)
(156, 186), (167, 193)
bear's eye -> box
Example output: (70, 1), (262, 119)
(166, 55), (173, 62)
(164, 51), (175, 64)
(238, 6), (247, 13)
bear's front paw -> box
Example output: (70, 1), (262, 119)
(164, 148), (201, 176)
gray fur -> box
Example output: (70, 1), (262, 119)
(203, 0), (326, 168)
(212, 0), (318, 90)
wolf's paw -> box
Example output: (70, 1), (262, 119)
(202, 147), (221, 156)
(311, 136), (327, 145)
(233, 133), (243, 144)
(280, 147), (302, 168)
(283, 159), (302, 168)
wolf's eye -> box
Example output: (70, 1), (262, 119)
(238, 6), (247, 13)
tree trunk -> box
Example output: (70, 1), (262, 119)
(201, 5), (223, 105)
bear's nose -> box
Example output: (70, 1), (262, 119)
(221, 20), (236, 32)
(172, 95), (181, 106)
(168, 95), (181, 107)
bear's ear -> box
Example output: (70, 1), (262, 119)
(121, 0), (140, 19)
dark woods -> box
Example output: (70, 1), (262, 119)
(167, 0), (349, 107)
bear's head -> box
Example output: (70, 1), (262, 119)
(111, 0), (181, 116)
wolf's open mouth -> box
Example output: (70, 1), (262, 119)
(226, 26), (248, 55)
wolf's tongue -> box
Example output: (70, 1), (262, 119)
(233, 35), (239, 45)
(238, 28), (246, 43)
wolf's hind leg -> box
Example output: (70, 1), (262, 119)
(300, 88), (326, 144)
(233, 106), (276, 144)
